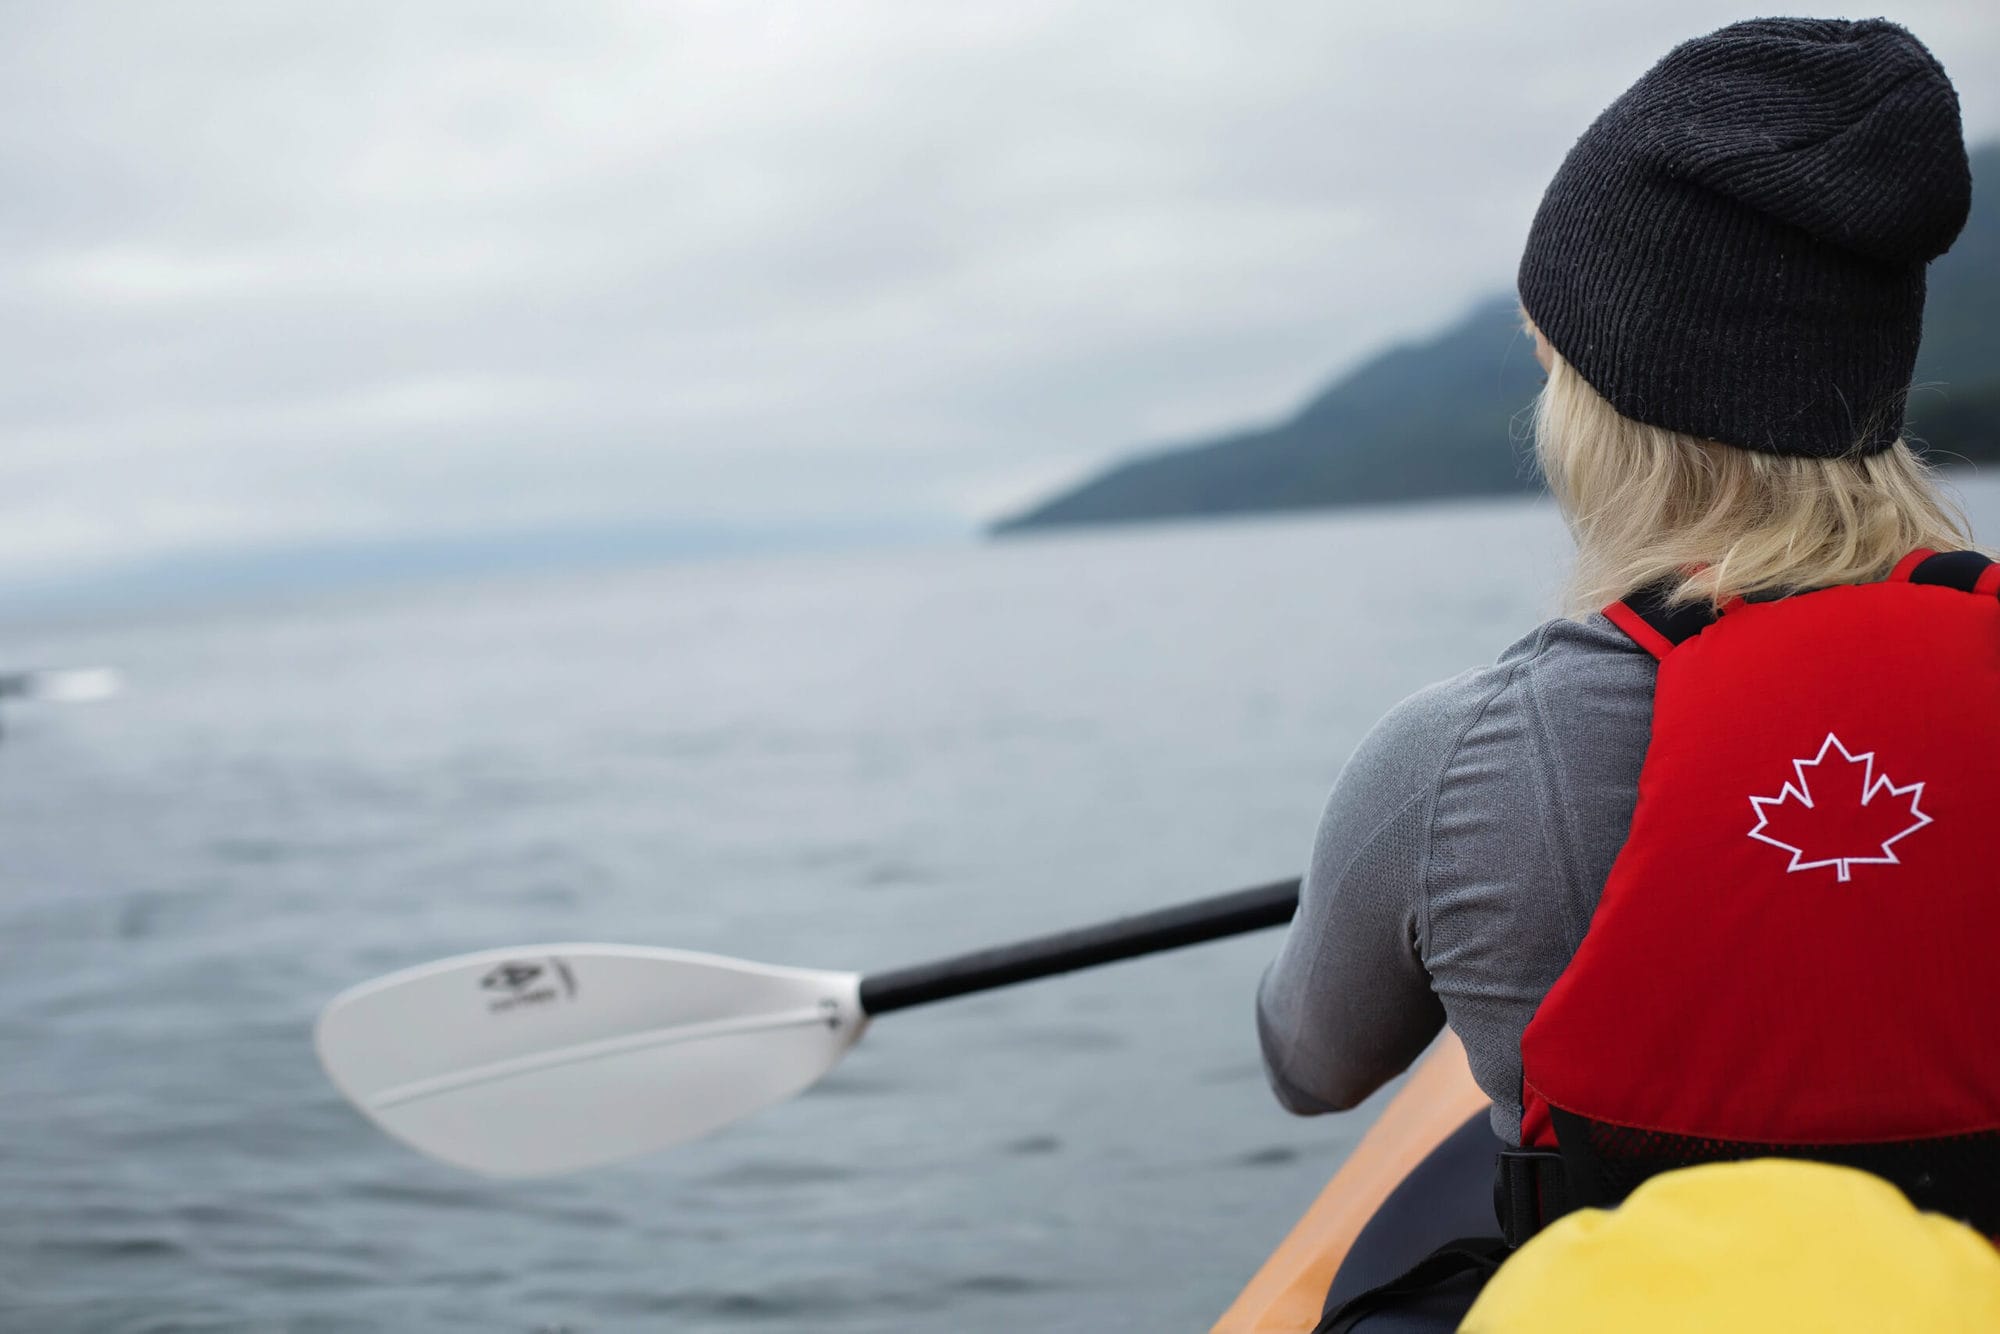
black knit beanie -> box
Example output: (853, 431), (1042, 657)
(1518, 17), (1971, 458)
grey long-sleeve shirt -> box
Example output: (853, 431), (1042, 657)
(1256, 613), (1657, 1143)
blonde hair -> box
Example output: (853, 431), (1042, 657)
(1532, 348), (1975, 615)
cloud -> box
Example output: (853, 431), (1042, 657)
(3, 1), (1995, 581)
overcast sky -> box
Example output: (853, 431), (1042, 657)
(5, 2), (1997, 586)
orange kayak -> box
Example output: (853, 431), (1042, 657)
(1213, 1033), (1488, 1333)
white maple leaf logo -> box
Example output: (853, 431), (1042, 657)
(1747, 734), (1932, 882)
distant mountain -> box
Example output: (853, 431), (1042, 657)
(996, 144), (2000, 534)
(1908, 144), (2000, 462)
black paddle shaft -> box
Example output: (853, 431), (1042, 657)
(856, 877), (1301, 1016)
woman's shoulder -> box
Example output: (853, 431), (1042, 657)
(1492, 612), (1659, 760)
(1412, 611), (1652, 717)
(1356, 613), (1655, 780)
(1497, 611), (1657, 694)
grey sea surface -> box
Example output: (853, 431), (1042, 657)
(5, 484), (1994, 1332)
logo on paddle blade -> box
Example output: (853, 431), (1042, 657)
(1747, 733), (1931, 882)
(481, 962), (543, 992)
(479, 957), (577, 1014)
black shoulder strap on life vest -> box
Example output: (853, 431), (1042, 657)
(1608, 549), (2000, 661)
(1894, 548), (1999, 593)
(1603, 579), (1720, 660)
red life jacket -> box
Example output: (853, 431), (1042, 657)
(1510, 548), (2000, 1238)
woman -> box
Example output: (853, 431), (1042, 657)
(1258, 16), (1983, 1327)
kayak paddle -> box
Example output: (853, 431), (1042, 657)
(316, 877), (1299, 1177)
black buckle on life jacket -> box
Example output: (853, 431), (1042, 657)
(1494, 1148), (1572, 1248)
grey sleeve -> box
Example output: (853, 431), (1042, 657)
(1254, 686), (1459, 1114)
(1255, 616), (1654, 1138)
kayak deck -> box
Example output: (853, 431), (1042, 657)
(1213, 1033), (1487, 1332)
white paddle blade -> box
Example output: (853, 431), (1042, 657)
(20, 667), (121, 702)
(315, 945), (865, 1178)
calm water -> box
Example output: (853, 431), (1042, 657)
(5, 487), (1994, 1332)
